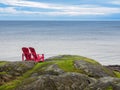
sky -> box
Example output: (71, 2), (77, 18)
(0, 0), (120, 20)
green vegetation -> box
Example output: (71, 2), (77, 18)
(55, 60), (85, 73)
(0, 61), (53, 90)
(46, 55), (103, 75)
(0, 61), (8, 66)
(0, 55), (120, 90)
(102, 67), (115, 77)
(56, 60), (75, 72)
(49, 55), (100, 65)
(114, 71), (120, 78)
(106, 86), (113, 90)
(0, 71), (7, 75)
(0, 55), (99, 90)
(46, 55), (101, 74)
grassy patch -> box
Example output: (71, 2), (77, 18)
(0, 71), (7, 75)
(0, 55), (103, 90)
(102, 67), (115, 77)
(114, 71), (120, 78)
(46, 55), (100, 74)
(0, 61), (52, 90)
(56, 60), (76, 72)
(106, 86), (113, 90)
(56, 60), (85, 74)
(82, 57), (100, 65)
(0, 61), (8, 66)
(48, 55), (100, 65)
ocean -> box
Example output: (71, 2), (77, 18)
(0, 21), (120, 65)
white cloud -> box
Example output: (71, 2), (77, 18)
(0, 7), (17, 13)
(0, 0), (120, 16)
(109, 0), (120, 5)
(111, 1), (120, 5)
(112, 1), (120, 5)
(0, 0), (64, 9)
(0, 7), (119, 16)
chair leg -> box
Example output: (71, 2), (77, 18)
(22, 54), (24, 61)
(41, 54), (44, 62)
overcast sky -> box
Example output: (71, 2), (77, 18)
(0, 0), (120, 20)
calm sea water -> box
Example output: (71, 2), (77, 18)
(0, 21), (120, 65)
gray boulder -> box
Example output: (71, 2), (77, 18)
(74, 60), (115, 78)
(88, 77), (120, 90)
(16, 72), (96, 90)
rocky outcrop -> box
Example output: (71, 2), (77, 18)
(89, 77), (120, 90)
(0, 55), (120, 90)
(45, 64), (65, 75)
(0, 74), (13, 85)
(16, 73), (120, 90)
(74, 60), (115, 78)
(16, 73), (96, 90)
(106, 65), (120, 72)
(0, 61), (36, 85)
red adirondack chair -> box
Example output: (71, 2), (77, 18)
(22, 47), (33, 61)
(29, 47), (44, 62)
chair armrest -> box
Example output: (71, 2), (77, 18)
(22, 53), (25, 61)
(37, 54), (44, 61)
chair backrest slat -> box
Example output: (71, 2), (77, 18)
(29, 47), (38, 59)
(22, 47), (31, 60)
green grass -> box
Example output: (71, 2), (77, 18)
(0, 55), (105, 90)
(0, 61), (53, 90)
(114, 71), (120, 78)
(0, 61), (8, 66)
(106, 86), (113, 90)
(48, 55), (100, 65)
(102, 67), (116, 77)
(0, 71), (7, 75)
(56, 60), (76, 72)
(46, 55), (101, 74)
(56, 60), (85, 73)
(47, 55), (100, 73)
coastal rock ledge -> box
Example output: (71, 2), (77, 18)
(0, 55), (120, 90)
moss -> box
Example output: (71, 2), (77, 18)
(0, 71), (7, 75)
(48, 55), (100, 65)
(82, 57), (100, 65)
(114, 71), (120, 78)
(106, 86), (113, 90)
(45, 55), (101, 75)
(19, 63), (26, 68)
(0, 61), (53, 90)
(56, 60), (75, 72)
(0, 61), (8, 66)
(0, 55), (115, 90)
(21, 77), (37, 86)
(0, 79), (21, 90)
(56, 60), (85, 74)
(102, 67), (115, 77)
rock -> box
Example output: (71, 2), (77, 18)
(30, 64), (65, 77)
(74, 60), (115, 78)
(45, 64), (65, 75)
(16, 72), (96, 90)
(45, 55), (65, 61)
(0, 74), (13, 85)
(31, 73), (39, 77)
(105, 65), (120, 72)
(0, 61), (36, 76)
(0, 55), (120, 90)
(0, 61), (36, 85)
(88, 77), (120, 90)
